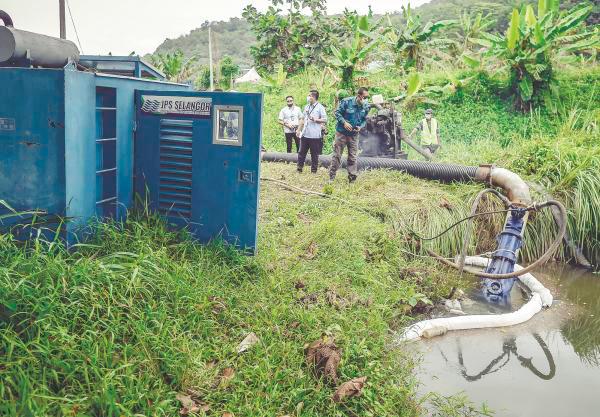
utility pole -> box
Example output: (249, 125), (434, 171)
(208, 24), (214, 91)
(59, 0), (66, 39)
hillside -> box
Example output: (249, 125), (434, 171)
(152, 18), (255, 67)
(150, 0), (533, 67)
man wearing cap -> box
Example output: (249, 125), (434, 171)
(330, 87), (371, 183)
(409, 108), (441, 157)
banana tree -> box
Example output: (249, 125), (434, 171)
(475, 0), (599, 111)
(328, 15), (382, 90)
(458, 10), (496, 52)
(386, 3), (457, 70)
(150, 50), (198, 83)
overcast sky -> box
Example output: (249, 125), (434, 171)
(2, 0), (431, 56)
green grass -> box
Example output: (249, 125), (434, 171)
(241, 65), (600, 268)
(1, 164), (495, 417)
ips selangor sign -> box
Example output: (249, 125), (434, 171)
(141, 95), (212, 117)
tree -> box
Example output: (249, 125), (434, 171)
(219, 56), (240, 89)
(150, 50), (197, 83)
(475, 0), (600, 111)
(385, 3), (456, 70)
(242, 0), (335, 74)
(457, 10), (496, 52)
(194, 65), (212, 90)
(328, 14), (382, 90)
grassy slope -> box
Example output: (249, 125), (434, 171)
(1, 165), (494, 416)
(243, 65), (600, 266)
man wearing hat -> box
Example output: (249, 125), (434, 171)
(409, 108), (441, 157)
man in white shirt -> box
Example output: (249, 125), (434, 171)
(278, 96), (303, 153)
(296, 90), (327, 173)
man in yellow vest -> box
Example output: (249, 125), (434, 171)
(409, 108), (441, 158)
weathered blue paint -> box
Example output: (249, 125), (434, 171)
(0, 67), (190, 244)
(0, 68), (66, 239)
(135, 91), (263, 252)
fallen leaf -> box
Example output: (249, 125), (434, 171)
(219, 367), (235, 388)
(439, 198), (453, 210)
(237, 332), (259, 353)
(305, 338), (341, 383)
(332, 377), (367, 403)
(222, 413), (234, 417)
(294, 280), (306, 290)
(297, 212), (311, 224)
(176, 392), (210, 415)
(288, 321), (300, 329)
(221, 367), (235, 380)
(302, 241), (318, 260)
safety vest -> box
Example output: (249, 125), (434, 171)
(420, 118), (438, 146)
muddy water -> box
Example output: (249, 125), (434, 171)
(416, 265), (600, 416)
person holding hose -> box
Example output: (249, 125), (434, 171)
(329, 87), (371, 183)
(409, 108), (441, 158)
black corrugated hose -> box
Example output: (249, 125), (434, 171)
(261, 152), (478, 183)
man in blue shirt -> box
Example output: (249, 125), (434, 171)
(330, 87), (370, 183)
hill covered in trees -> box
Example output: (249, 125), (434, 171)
(149, 0), (538, 67)
(151, 18), (255, 67)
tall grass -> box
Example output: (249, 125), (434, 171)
(1, 165), (494, 416)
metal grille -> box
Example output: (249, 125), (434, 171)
(159, 119), (193, 218)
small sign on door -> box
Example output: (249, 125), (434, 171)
(141, 95), (212, 118)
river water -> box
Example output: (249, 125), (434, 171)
(416, 265), (600, 416)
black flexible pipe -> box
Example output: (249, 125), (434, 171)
(0, 10), (14, 27)
(261, 152), (478, 183)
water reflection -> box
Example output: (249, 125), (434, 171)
(558, 265), (600, 366)
(455, 333), (556, 381)
(417, 265), (600, 417)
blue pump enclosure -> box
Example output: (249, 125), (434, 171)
(0, 65), (263, 252)
(134, 91), (263, 251)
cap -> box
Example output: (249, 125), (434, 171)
(425, 108), (433, 115)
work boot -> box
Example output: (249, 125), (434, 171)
(348, 174), (357, 183)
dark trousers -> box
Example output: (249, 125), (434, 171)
(285, 132), (300, 153)
(297, 137), (320, 173)
(330, 132), (359, 179)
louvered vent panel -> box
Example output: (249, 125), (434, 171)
(159, 119), (193, 218)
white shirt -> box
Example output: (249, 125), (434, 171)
(301, 102), (327, 139)
(278, 105), (303, 133)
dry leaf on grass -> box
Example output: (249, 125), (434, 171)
(302, 241), (318, 260)
(217, 367), (235, 388)
(304, 338), (341, 383)
(297, 212), (311, 224)
(439, 198), (453, 210)
(222, 413), (234, 417)
(176, 392), (210, 415)
(237, 332), (259, 353)
(294, 280), (306, 290)
(332, 377), (367, 403)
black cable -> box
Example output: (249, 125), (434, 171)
(410, 207), (521, 241)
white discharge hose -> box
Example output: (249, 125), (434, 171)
(397, 256), (553, 342)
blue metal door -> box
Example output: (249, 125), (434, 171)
(134, 91), (262, 253)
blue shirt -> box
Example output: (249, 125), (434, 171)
(335, 96), (370, 136)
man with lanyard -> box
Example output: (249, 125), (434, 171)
(330, 87), (370, 183)
(278, 95), (303, 153)
(296, 90), (327, 173)
(409, 108), (441, 158)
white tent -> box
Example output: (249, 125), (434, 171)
(234, 67), (261, 84)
